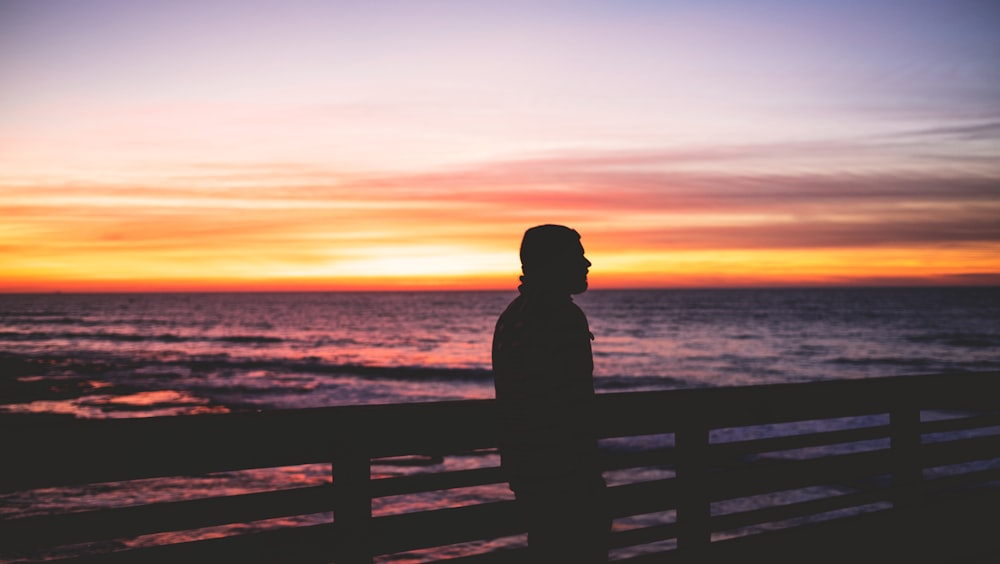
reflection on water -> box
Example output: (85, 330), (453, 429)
(1, 389), (231, 419)
(2, 288), (997, 420)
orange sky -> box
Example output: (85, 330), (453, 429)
(2, 1), (999, 292)
(3, 155), (998, 291)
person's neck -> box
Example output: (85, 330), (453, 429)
(518, 276), (571, 301)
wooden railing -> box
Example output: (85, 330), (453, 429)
(2, 372), (999, 563)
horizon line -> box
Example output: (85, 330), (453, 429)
(3, 282), (998, 295)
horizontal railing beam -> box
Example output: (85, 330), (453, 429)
(709, 424), (892, 461)
(59, 522), (335, 564)
(710, 489), (889, 532)
(371, 466), (505, 498)
(919, 434), (1000, 468)
(602, 447), (676, 471)
(920, 412), (1000, 435)
(923, 466), (1000, 495)
(371, 500), (522, 555)
(607, 478), (680, 517)
(0, 484), (332, 552)
(706, 449), (894, 501)
(609, 522), (678, 548)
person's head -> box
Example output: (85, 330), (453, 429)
(519, 224), (592, 294)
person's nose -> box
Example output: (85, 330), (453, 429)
(584, 257), (592, 268)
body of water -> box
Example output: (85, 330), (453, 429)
(2, 287), (998, 562)
(2, 287), (998, 417)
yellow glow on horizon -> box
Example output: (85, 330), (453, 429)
(3, 241), (998, 293)
(592, 245), (1000, 281)
(331, 246), (512, 278)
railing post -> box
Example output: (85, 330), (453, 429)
(675, 417), (711, 561)
(889, 399), (923, 561)
(890, 401), (923, 511)
(333, 446), (373, 564)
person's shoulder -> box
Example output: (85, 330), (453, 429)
(498, 294), (528, 319)
(495, 295), (529, 335)
(566, 298), (585, 313)
(560, 297), (587, 319)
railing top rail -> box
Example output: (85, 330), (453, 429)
(2, 372), (997, 492)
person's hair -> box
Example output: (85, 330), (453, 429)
(519, 224), (581, 272)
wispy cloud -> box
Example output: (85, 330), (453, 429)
(886, 121), (1000, 142)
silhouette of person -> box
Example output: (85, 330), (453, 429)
(492, 225), (609, 563)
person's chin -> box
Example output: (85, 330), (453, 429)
(571, 280), (589, 294)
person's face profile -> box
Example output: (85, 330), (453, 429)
(558, 242), (591, 294)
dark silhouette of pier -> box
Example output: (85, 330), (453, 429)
(2, 372), (999, 563)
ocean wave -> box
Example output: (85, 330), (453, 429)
(826, 356), (936, 367)
(0, 351), (492, 383)
(596, 374), (689, 390)
(0, 350), (497, 417)
(0, 311), (71, 319)
(904, 332), (1000, 348)
(0, 315), (92, 325)
(216, 335), (284, 344)
(0, 330), (285, 346)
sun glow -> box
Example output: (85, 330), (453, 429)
(332, 246), (511, 278)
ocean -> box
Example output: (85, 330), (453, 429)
(2, 287), (998, 418)
(2, 287), (999, 561)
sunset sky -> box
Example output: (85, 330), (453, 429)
(2, 0), (998, 291)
